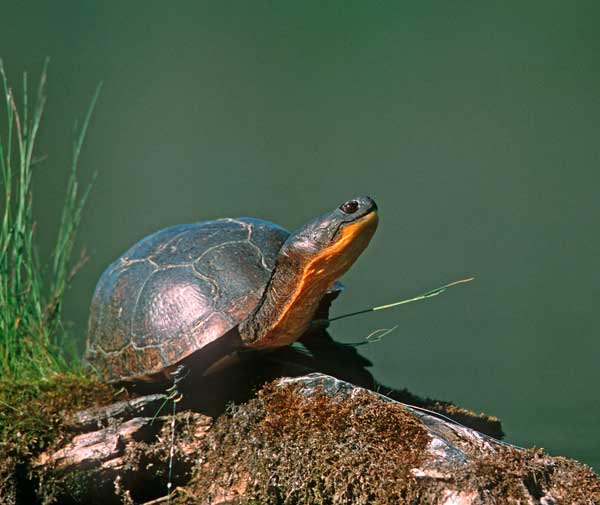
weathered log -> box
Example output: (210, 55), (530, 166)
(32, 373), (599, 504)
(33, 393), (211, 504)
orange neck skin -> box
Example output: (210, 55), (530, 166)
(239, 211), (378, 349)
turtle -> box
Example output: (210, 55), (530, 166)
(85, 196), (378, 383)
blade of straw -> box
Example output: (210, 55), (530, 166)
(328, 277), (475, 323)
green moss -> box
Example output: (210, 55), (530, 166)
(180, 382), (430, 504)
(175, 379), (600, 504)
(454, 446), (600, 503)
(0, 374), (115, 503)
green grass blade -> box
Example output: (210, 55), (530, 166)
(0, 61), (99, 381)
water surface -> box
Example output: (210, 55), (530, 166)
(1, 2), (599, 470)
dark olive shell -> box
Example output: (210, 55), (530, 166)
(86, 218), (290, 382)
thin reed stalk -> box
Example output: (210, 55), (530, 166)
(0, 60), (99, 381)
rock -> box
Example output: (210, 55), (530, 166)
(181, 373), (600, 504)
(32, 373), (600, 504)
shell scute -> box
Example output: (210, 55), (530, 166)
(242, 218), (289, 268)
(131, 265), (215, 346)
(161, 311), (232, 367)
(151, 219), (246, 266)
(111, 345), (166, 383)
(89, 259), (157, 353)
(194, 241), (270, 313)
(124, 224), (192, 261)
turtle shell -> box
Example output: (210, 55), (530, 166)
(86, 217), (290, 382)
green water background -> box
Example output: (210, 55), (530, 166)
(1, 2), (599, 470)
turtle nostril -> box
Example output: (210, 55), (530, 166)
(340, 200), (360, 214)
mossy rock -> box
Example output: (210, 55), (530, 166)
(2, 373), (599, 504)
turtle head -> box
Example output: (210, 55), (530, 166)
(281, 196), (378, 279)
(239, 196), (378, 349)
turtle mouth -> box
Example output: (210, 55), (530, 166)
(331, 207), (379, 244)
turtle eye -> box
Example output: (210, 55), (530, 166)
(340, 200), (360, 214)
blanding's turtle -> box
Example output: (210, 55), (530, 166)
(85, 196), (378, 382)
